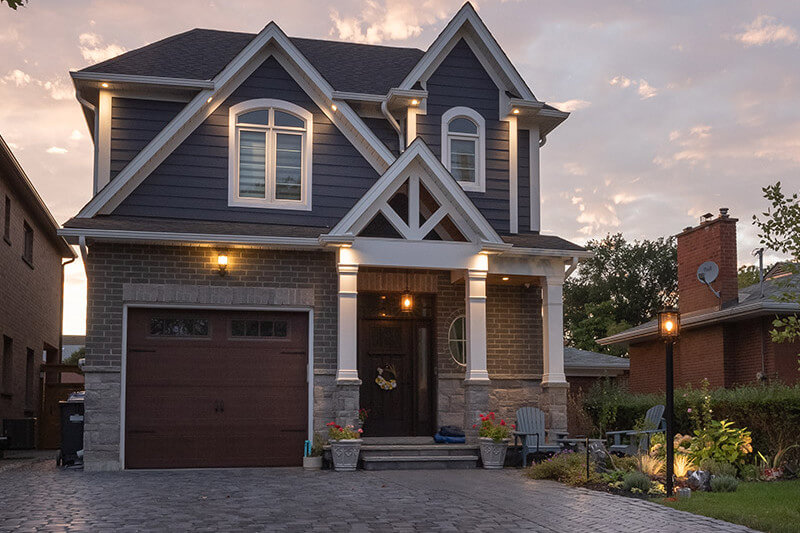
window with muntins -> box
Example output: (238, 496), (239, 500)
(228, 99), (313, 210)
(441, 107), (486, 192)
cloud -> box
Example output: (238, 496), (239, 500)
(2, 70), (74, 100)
(549, 99), (591, 112)
(563, 162), (587, 176)
(735, 15), (798, 47)
(69, 130), (83, 141)
(3, 69), (32, 86)
(329, 1), (454, 44)
(610, 76), (658, 99)
(613, 193), (637, 205)
(46, 146), (68, 154)
(689, 125), (711, 138)
(79, 32), (126, 63)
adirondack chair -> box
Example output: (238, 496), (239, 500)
(606, 405), (666, 455)
(513, 407), (566, 467)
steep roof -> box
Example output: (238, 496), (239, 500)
(79, 28), (425, 95)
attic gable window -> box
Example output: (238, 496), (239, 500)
(441, 106), (486, 193)
(228, 99), (313, 210)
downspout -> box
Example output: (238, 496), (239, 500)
(539, 134), (547, 148)
(381, 99), (404, 153)
(59, 254), (77, 360)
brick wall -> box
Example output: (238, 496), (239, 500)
(0, 176), (64, 422)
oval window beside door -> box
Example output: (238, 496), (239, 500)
(448, 316), (467, 367)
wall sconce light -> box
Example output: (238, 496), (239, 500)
(217, 254), (228, 277)
(502, 276), (510, 281)
(101, 82), (109, 88)
(411, 99), (419, 106)
(512, 108), (520, 115)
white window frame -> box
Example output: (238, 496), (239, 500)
(228, 98), (313, 210)
(441, 106), (486, 193)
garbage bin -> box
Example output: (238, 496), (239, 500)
(58, 391), (85, 467)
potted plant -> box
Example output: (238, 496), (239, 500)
(327, 422), (363, 471)
(303, 433), (324, 470)
(475, 412), (513, 469)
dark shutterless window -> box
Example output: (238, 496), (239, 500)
(2, 336), (12, 395)
(3, 195), (10, 243)
(22, 221), (33, 265)
(25, 348), (34, 409)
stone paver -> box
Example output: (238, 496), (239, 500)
(0, 461), (756, 532)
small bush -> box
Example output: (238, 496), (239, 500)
(527, 451), (598, 485)
(636, 454), (664, 476)
(699, 458), (737, 478)
(611, 454), (639, 472)
(739, 464), (761, 482)
(622, 471), (651, 492)
(710, 474), (739, 492)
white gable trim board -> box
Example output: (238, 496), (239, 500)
(77, 24), (396, 218)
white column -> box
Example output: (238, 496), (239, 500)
(465, 268), (490, 382)
(529, 124), (541, 232)
(336, 249), (360, 384)
(406, 107), (418, 147)
(541, 276), (567, 384)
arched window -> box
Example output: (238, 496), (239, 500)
(228, 99), (313, 210)
(441, 107), (485, 192)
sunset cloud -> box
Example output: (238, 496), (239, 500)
(46, 146), (68, 154)
(549, 99), (591, 112)
(735, 15), (798, 47)
(610, 76), (658, 99)
(329, 0), (455, 44)
(79, 32), (126, 63)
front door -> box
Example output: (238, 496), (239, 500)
(358, 293), (435, 437)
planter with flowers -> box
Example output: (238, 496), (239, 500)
(475, 412), (514, 469)
(327, 422), (363, 471)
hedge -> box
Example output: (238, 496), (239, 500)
(582, 380), (800, 459)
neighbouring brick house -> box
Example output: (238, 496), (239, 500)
(600, 209), (800, 392)
(59, 4), (592, 471)
(0, 135), (75, 439)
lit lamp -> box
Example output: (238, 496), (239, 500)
(217, 254), (228, 277)
(400, 291), (413, 312)
(658, 307), (680, 496)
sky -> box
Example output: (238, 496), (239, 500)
(0, 0), (798, 334)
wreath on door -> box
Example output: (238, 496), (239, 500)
(375, 364), (398, 391)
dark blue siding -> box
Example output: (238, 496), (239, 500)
(113, 56), (381, 228)
(416, 39), (510, 234)
(362, 117), (400, 158)
(110, 98), (183, 180)
(518, 128), (530, 231)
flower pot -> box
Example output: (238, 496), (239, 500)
(330, 439), (362, 471)
(479, 437), (509, 469)
(303, 456), (322, 470)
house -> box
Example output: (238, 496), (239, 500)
(563, 347), (629, 394)
(600, 209), (800, 392)
(61, 334), (85, 362)
(59, 3), (591, 470)
(0, 135), (75, 447)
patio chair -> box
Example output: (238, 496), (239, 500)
(513, 407), (566, 467)
(606, 405), (666, 455)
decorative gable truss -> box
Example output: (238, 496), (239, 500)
(323, 139), (506, 249)
(77, 22), (396, 218)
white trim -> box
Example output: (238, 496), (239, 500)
(118, 302), (315, 470)
(326, 138), (503, 245)
(330, 91), (384, 103)
(76, 23), (396, 218)
(441, 106), (486, 193)
(406, 107), (418, 147)
(528, 124), (541, 232)
(95, 90), (112, 194)
(227, 99), (313, 211)
(465, 268), (490, 382)
(398, 3), (535, 101)
(508, 116), (518, 234)
(71, 71), (216, 90)
(58, 227), (321, 248)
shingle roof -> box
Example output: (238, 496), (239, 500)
(564, 347), (630, 370)
(501, 233), (585, 252)
(738, 266), (799, 304)
(79, 28), (425, 95)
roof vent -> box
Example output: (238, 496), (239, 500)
(700, 212), (713, 223)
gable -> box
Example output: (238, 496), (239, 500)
(113, 56), (381, 228)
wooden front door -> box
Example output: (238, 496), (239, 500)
(358, 293), (435, 437)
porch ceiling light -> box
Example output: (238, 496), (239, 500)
(217, 253), (228, 277)
(101, 82), (109, 88)
(512, 108), (520, 114)
(401, 291), (413, 312)
(658, 308), (680, 340)
(502, 276), (510, 281)
(331, 104), (338, 112)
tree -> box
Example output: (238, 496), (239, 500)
(752, 181), (800, 349)
(63, 347), (84, 366)
(1, 0), (26, 9)
(564, 233), (678, 356)
(738, 265), (767, 288)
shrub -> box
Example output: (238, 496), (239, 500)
(527, 451), (598, 485)
(611, 454), (639, 472)
(739, 463), (761, 482)
(710, 474), (739, 492)
(673, 454), (695, 478)
(698, 458), (737, 478)
(622, 471), (652, 492)
(689, 420), (752, 466)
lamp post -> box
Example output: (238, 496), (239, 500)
(658, 308), (680, 496)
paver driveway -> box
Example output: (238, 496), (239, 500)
(0, 461), (756, 532)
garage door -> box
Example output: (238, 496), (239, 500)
(124, 308), (308, 469)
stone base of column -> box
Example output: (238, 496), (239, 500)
(463, 381), (491, 443)
(539, 382), (569, 439)
(333, 382), (361, 428)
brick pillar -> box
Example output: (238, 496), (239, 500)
(464, 382), (491, 442)
(539, 382), (569, 439)
(333, 383), (360, 429)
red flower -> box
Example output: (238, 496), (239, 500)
(472, 424), (477, 428)
(335, 425), (341, 430)
(511, 424), (516, 429)
(500, 420), (506, 426)
(489, 412), (495, 420)
(326, 422), (335, 426)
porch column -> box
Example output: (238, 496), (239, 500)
(540, 275), (569, 436)
(335, 251), (361, 428)
(464, 268), (490, 440)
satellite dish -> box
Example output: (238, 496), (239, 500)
(697, 261), (719, 283)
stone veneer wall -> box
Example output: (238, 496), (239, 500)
(83, 243), (338, 470)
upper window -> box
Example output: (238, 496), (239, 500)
(22, 221), (33, 266)
(3, 195), (10, 244)
(228, 99), (313, 210)
(441, 107), (486, 192)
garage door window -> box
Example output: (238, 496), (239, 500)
(231, 319), (288, 338)
(149, 318), (209, 337)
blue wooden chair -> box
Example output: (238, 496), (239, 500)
(606, 405), (666, 455)
(513, 407), (565, 467)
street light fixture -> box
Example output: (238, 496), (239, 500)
(658, 307), (680, 496)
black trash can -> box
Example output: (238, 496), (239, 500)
(58, 391), (85, 467)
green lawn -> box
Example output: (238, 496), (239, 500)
(658, 480), (800, 533)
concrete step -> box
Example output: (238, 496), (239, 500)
(362, 454), (479, 470)
(361, 436), (434, 445)
(360, 444), (479, 458)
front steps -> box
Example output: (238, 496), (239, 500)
(359, 437), (480, 470)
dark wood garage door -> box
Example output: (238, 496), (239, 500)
(125, 308), (308, 469)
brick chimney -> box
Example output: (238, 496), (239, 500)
(676, 208), (739, 314)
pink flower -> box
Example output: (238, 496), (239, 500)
(357, 428), (363, 433)
(687, 408), (692, 413)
